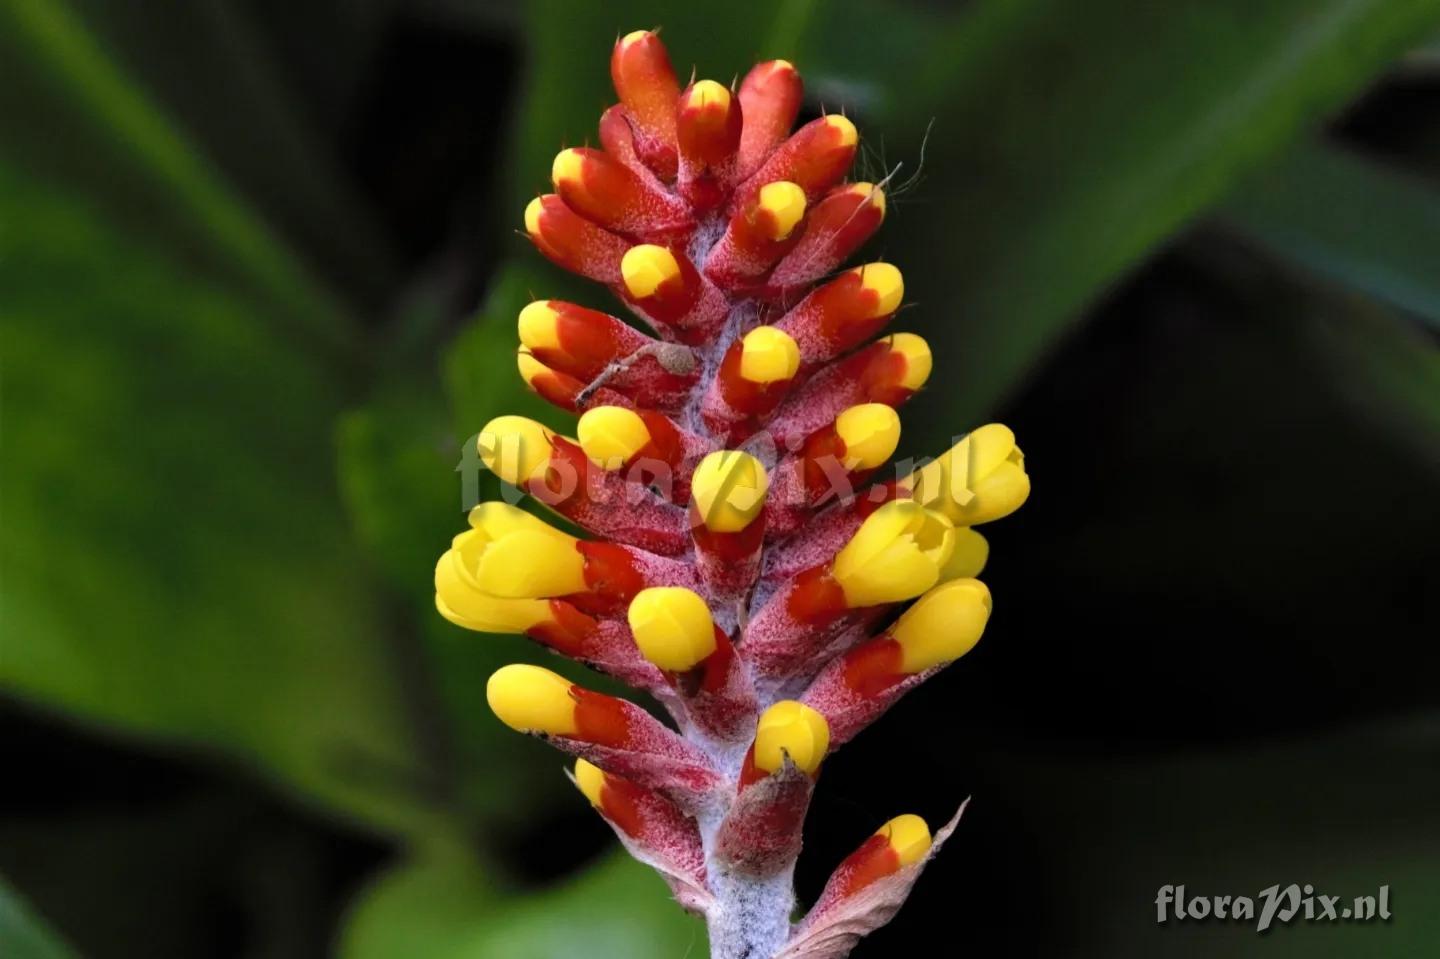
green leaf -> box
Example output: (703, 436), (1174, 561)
(337, 847), (497, 959)
(847, 0), (1440, 442)
(0, 0), (355, 359)
(1217, 141), (1440, 330)
(0, 877), (78, 959)
(1294, 289), (1440, 474)
(57, 0), (398, 303)
(339, 849), (704, 959)
(0, 159), (428, 834)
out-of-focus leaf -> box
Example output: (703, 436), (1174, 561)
(341, 848), (703, 959)
(1297, 290), (1440, 474)
(467, 851), (704, 959)
(59, 0), (397, 303)
(0, 0), (354, 359)
(855, 0), (1440, 445)
(0, 160), (429, 834)
(0, 877), (77, 959)
(1218, 141), (1440, 330)
(337, 847), (496, 959)
(335, 373), (574, 829)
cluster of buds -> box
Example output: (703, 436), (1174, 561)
(436, 30), (1030, 959)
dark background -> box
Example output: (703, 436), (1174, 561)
(3, 1), (1438, 957)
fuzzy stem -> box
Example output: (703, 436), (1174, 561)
(705, 865), (797, 959)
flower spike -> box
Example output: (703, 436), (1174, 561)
(438, 32), (1033, 959)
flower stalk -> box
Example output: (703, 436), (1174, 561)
(436, 30), (1031, 959)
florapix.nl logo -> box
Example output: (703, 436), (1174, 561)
(1155, 883), (1391, 933)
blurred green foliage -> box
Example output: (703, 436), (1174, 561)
(2, 0), (1438, 956)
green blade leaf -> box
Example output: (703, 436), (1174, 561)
(863, 0), (1440, 441)
(0, 159), (429, 835)
(1217, 140), (1440, 330)
(0, 878), (78, 959)
(339, 850), (703, 959)
(0, 0), (354, 359)
(57, 0), (398, 303)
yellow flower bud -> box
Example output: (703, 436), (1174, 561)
(851, 263), (903, 318)
(691, 450), (769, 532)
(573, 758), (607, 807)
(627, 587), (717, 672)
(938, 527), (989, 582)
(887, 333), (931, 390)
(478, 415), (556, 486)
(486, 664), (578, 736)
(440, 502), (585, 601)
(877, 814), (931, 866)
(890, 578), (992, 673)
(757, 181), (807, 240)
(824, 114), (858, 148)
(911, 424), (1030, 526)
(739, 326), (800, 384)
(621, 244), (681, 299)
(833, 500), (955, 607)
(753, 700), (829, 775)
(577, 406), (651, 469)
(517, 300), (561, 350)
(834, 404), (901, 471)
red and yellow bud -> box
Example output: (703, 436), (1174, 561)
(765, 333), (931, 448)
(578, 406), (653, 470)
(741, 700), (830, 786)
(768, 181), (887, 295)
(486, 663), (631, 746)
(736, 114), (858, 211)
(832, 500), (955, 608)
(523, 194), (630, 282)
(678, 80), (740, 168)
(552, 147), (689, 237)
(574, 759), (709, 891)
(517, 351), (634, 412)
(477, 415), (560, 487)
(902, 424), (1031, 526)
(610, 30), (681, 178)
(618, 244), (729, 340)
(677, 80), (741, 209)
(690, 449), (769, 534)
(489, 664), (720, 799)
(627, 586), (717, 672)
(690, 449), (770, 599)
(702, 326), (801, 439)
(517, 300), (699, 413)
(839, 578), (992, 697)
(735, 59), (803, 179)
(831, 404), (901, 473)
(823, 815), (932, 903)
(705, 181), (808, 287)
(776, 263), (905, 367)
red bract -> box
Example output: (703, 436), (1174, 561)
(437, 31), (1032, 959)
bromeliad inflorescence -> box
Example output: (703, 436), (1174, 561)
(436, 30), (1030, 959)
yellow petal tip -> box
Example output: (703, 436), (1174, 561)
(739, 326), (800, 384)
(621, 244), (681, 299)
(627, 587), (716, 671)
(754, 700), (829, 775)
(878, 814), (931, 866)
(577, 406), (651, 469)
(834, 404), (901, 471)
(691, 450), (769, 532)
(486, 664), (577, 736)
(757, 181), (807, 240)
